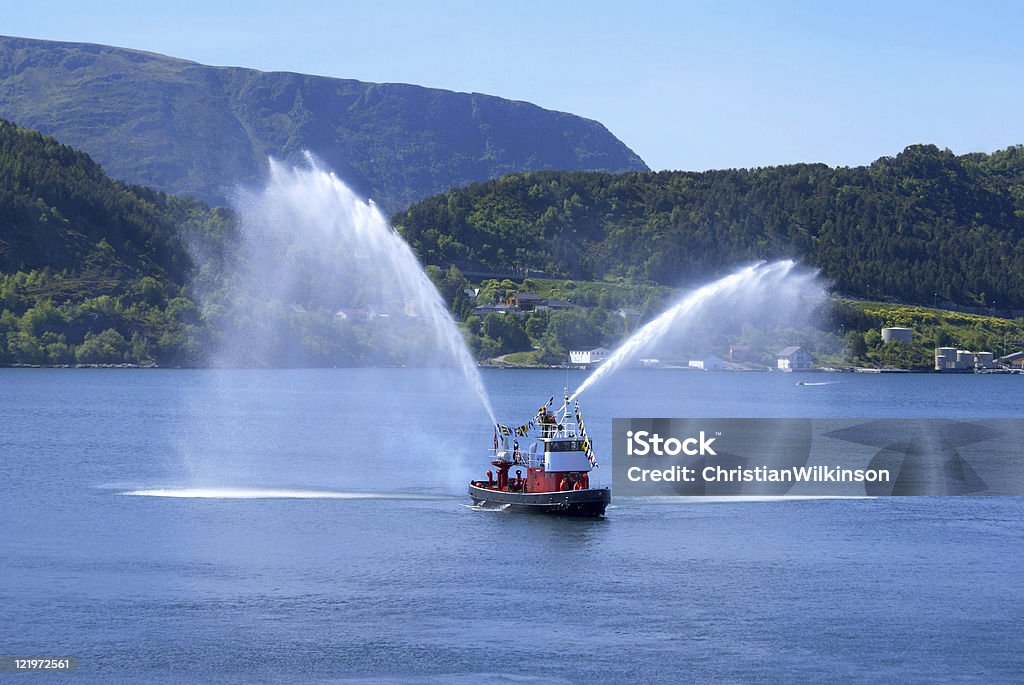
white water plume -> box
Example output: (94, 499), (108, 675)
(571, 260), (827, 400)
(202, 153), (495, 424)
(176, 156), (498, 493)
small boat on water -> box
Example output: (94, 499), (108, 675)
(469, 391), (610, 517)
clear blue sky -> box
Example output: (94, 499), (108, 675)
(5, 0), (1024, 171)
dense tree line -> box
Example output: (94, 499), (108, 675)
(0, 119), (213, 365)
(0, 120), (199, 279)
(394, 144), (1024, 309)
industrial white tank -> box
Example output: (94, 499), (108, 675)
(881, 327), (913, 344)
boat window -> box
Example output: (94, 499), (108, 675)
(545, 440), (583, 452)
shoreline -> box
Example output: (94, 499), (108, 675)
(5, 362), (1022, 374)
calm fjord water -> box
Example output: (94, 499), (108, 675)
(1, 368), (1022, 683)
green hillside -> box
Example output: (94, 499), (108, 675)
(0, 118), (223, 365)
(394, 144), (1024, 310)
(832, 300), (1024, 370)
(4, 116), (1024, 369)
(0, 35), (648, 213)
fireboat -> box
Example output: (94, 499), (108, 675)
(469, 391), (611, 517)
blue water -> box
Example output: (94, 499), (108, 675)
(1, 368), (1022, 683)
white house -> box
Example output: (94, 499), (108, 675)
(777, 346), (812, 371)
(689, 355), (725, 371)
(569, 347), (611, 367)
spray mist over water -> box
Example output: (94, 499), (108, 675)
(571, 260), (827, 400)
(177, 156), (497, 493)
(208, 154), (495, 424)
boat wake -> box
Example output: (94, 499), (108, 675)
(463, 502), (511, 512)
(119, 487), (448, 500)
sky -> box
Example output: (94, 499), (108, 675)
(3, 0), (1024, 171)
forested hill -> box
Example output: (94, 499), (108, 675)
(394, 144), (1024, 309)
(0, 35), (648, 213)
(0, 119), (197, 283)
(0, 118), (226, 365)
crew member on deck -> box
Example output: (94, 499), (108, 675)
(539, 406), (555, 438)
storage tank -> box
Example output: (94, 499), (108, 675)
(956, 350), (975, 369)
(935, 347), (957, 371)
(881, 327), (913, 344)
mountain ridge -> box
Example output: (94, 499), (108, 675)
(0, 35), (648, 212)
